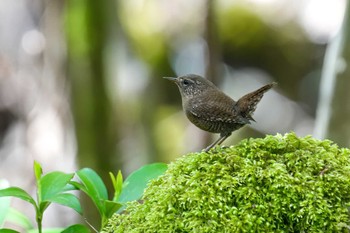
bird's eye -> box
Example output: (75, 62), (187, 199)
(183, 79), (190, 85)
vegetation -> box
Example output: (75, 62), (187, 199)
(103, 133), (350, 232)
(0, 162), (167, 233)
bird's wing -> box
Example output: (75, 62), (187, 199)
(186, 92), (241, 124)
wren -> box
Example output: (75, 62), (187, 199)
(164, 74), (276, 152)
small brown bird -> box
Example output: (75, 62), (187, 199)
(164, 74), (276, 152)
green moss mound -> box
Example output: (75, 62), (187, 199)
(103, 133), (350, 232)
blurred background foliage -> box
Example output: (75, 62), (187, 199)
(0, 0), (349, 230)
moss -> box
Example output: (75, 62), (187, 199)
(103, 133), (350, 232)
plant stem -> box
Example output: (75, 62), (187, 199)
(37, 212), (43, 233)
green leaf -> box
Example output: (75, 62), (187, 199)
(116, 171), (123, 199)
(69, 181), (87, 192)
(33, 161), (43, 183)
(47, 193), (82, 215)
(39, 172), (75, 202)
(110, 171), (123, 202)
(0, 229), (21, 233)
(5, 208), (33, 230)
(0, 187), (36, 207)
(61, 183), (78, 192)
(103, 200), (123, 218)
(61, 224), (90, 233)
(118, 163), (167, 203)
(109, 172), (116, 186)
(75, 168), (108, 214)
(38, 202), (51, 214)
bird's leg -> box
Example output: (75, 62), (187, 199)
(217, 133), (231, 145)
(204, 133), (231, 152)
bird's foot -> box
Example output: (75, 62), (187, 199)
(203, 144), (229, 153)
(203, 146), (212, 153)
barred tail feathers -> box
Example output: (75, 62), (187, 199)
(233, 82), (276, 121)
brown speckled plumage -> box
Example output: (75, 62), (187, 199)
(164, 74), (276, 152)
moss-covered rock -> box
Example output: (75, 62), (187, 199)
(103, 133), (350, 232)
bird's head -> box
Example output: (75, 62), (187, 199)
(164, 74), (217, 99)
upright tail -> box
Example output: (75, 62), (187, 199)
(233, 82), (277, 122)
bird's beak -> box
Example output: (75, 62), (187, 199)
(163, 77), (178, 83)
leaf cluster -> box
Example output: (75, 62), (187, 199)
(0, 162), (167, 233)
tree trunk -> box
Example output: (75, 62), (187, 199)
(66, 0), (121, 228)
